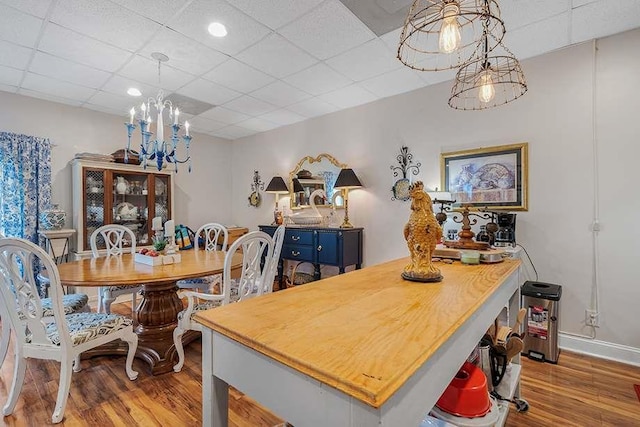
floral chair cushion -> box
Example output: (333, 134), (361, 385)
(41, 293), (89, 317)
(177, 284), (242, 321)
(177, 274), (220, 287)
(26, 313), (132, 346)
(106, 285), (138, 292)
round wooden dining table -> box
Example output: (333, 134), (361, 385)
(57, 250), (242, 375)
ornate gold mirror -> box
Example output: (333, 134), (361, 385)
(289, 153), (347, 210)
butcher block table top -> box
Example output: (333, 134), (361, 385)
(195, 257), (520, 408)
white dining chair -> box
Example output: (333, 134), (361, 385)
(0, 237), (138, 424)
(176, 223), (228, 292)
(0, 234), (90, 369)
(90, 224), (142, 314)
(172, 228), (284, 372)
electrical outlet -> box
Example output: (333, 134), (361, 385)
(585, 309), (600, 327)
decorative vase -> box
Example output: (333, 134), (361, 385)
(39, 204), (66, 230)
(116, 176), (128, 194)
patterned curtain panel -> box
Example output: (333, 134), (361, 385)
(0, 132), (52, 243)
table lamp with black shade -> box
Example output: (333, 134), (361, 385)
(334, 168), (362, 228)
(265, 176), (289, 225)
(292, 178), (304, 205)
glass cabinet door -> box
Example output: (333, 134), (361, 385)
(112, 172), (150, 247)
(84, 169), (106, 250)
(152, 174), (170, 225)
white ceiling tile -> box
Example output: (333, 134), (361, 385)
(359, 66), (427, 98)
(204, 59), (275, 93)
(86, 90), (134, 111)
(21, 72), (96, 101)
(0, 65), (23, 86)
(119, 55), (195, 91)
(176, 78), (240, 105)
(286, 97), (340, 118)
(571, 0), (640, 44)
(0, 40), (32, 69)
(102, 75), (160, 98)
(50, 0), (161, 51)
(279, 0), (375, 60)
(0, 0), (52, 18)
(168, 0), (271, 56)
(318, 84), (377, 109)
(29, 52), (111, 89)
(140, 28), (229, 75)
(283, 62), (352, 96)
(236, 33), (318, 79)
(110, 0), (190, 25)
(187, 116), (227, 132)
(211, 125), (257, 139)
(0, 83), (18, 93)
(227, 0), (324, 30)
(18, 88), (84, 107)
(420, 68), (456, 85)
(235, 117), (280, 132)
(326, 38), (402, 81)
(199, 106), (250, 124)
(39, 24), (132, 72)
(250, 81), (312, 107)
(258, 109), (305, 126)
(572, 0), (599, 6)
(0, 4), (43, 47)
(507, 13), (570, 60)
(500, 0), (570, 32)
(223, 95), (278, 116)
(379, 27), (403, 52)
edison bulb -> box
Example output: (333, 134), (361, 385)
(478, 71), (495, 103)
(439, 3), (462, 53)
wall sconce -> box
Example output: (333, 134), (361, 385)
(334, 168), (363, 229)
(265, 176), (289, 225)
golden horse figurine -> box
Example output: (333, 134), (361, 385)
(402, 181), (443, 282)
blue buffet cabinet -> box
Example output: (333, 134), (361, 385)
(259, 225), (363, 287)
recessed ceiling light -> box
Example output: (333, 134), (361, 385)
(127, 87), (142, 97)
(207, 22), (227, 37)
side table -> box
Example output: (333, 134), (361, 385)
(39, 228), (76, 265)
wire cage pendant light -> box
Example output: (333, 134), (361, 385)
(448, 24), (527, 110)
(397, 0), (505, 72)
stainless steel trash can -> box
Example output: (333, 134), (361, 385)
(521, 281), (562, 363)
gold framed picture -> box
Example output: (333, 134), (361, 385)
(440, 142), (528, 211)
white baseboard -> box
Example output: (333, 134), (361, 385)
(559, 332), (640, 367)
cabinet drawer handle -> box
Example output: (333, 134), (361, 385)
(291, 251), (300, 257)
(291, 236), (300, 241)
(317, 245), (322, 251)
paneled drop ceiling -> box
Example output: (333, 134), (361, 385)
(0, 0), (639, 140)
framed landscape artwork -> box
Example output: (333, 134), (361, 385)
(440, 143), (528, 210)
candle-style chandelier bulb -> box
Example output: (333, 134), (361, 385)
(439, 2), (462, 53)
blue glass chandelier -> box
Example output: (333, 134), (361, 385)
(124, 53), (192, 172)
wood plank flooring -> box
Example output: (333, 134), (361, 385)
(1, 302), (639, 426)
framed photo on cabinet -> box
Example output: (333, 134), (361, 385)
(440, 142), (528, 210)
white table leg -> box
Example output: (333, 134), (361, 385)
(202, 329), (229, 427)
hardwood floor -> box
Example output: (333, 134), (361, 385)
(1, 302), (639, 426)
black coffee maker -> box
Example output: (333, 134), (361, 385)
(494, 213), (516, 247)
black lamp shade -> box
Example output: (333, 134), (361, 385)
(292, 178), (304, 193)
(334, 168), (362, 189)
(265, 176), (289, 193)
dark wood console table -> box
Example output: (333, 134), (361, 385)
(259, 225), (363, 287)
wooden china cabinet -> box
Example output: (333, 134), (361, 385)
(71, 159), (175, 259)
